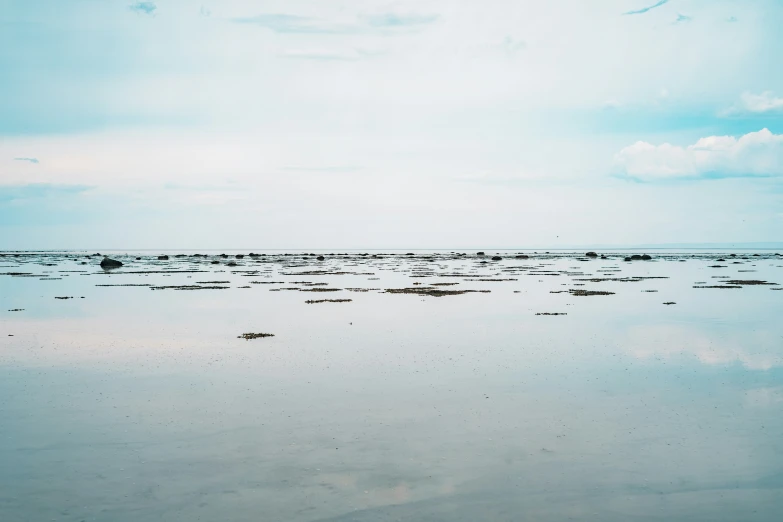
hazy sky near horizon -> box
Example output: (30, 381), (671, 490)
(2, 0), (783, 249)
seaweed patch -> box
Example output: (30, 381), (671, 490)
(238, 332), (275, 340)
(569, 289), (615, 296)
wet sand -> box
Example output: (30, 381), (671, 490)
(1, 250), (782, 521)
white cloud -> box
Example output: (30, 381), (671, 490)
(742, 91), (783, 113)
(280, 47), (382, 61)
(614, 128), (783, 180)
(722, 91), (783, 116)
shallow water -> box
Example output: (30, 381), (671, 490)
(1, 250), (782, 521)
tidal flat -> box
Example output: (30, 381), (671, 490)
(2, 250), (783, 521)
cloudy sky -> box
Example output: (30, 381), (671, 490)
(2, 0), (782, 249)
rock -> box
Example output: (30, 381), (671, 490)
(317, 255), (325, 261)
(624, 257), (632, 262)
(585, 252), (598, 257)
(600, 255), (607, 259)
(211, 260), (219, 264)
(236, 254), (244, 259)
(227, 261), (238, 267)
(477, 251), (485, 256)
(515, 255), (529, 259)
(135, 257), (141, 260)
(630, 255), (643, 260)
(491, 256), (503, 261)
(100, 257), (123, 268)
(641, 254), (652, 260)
(158, 255), (169, 260)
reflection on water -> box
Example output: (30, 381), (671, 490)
(1, 250), (782, 521)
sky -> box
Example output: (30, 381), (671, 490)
(1, 0), (783, 249)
